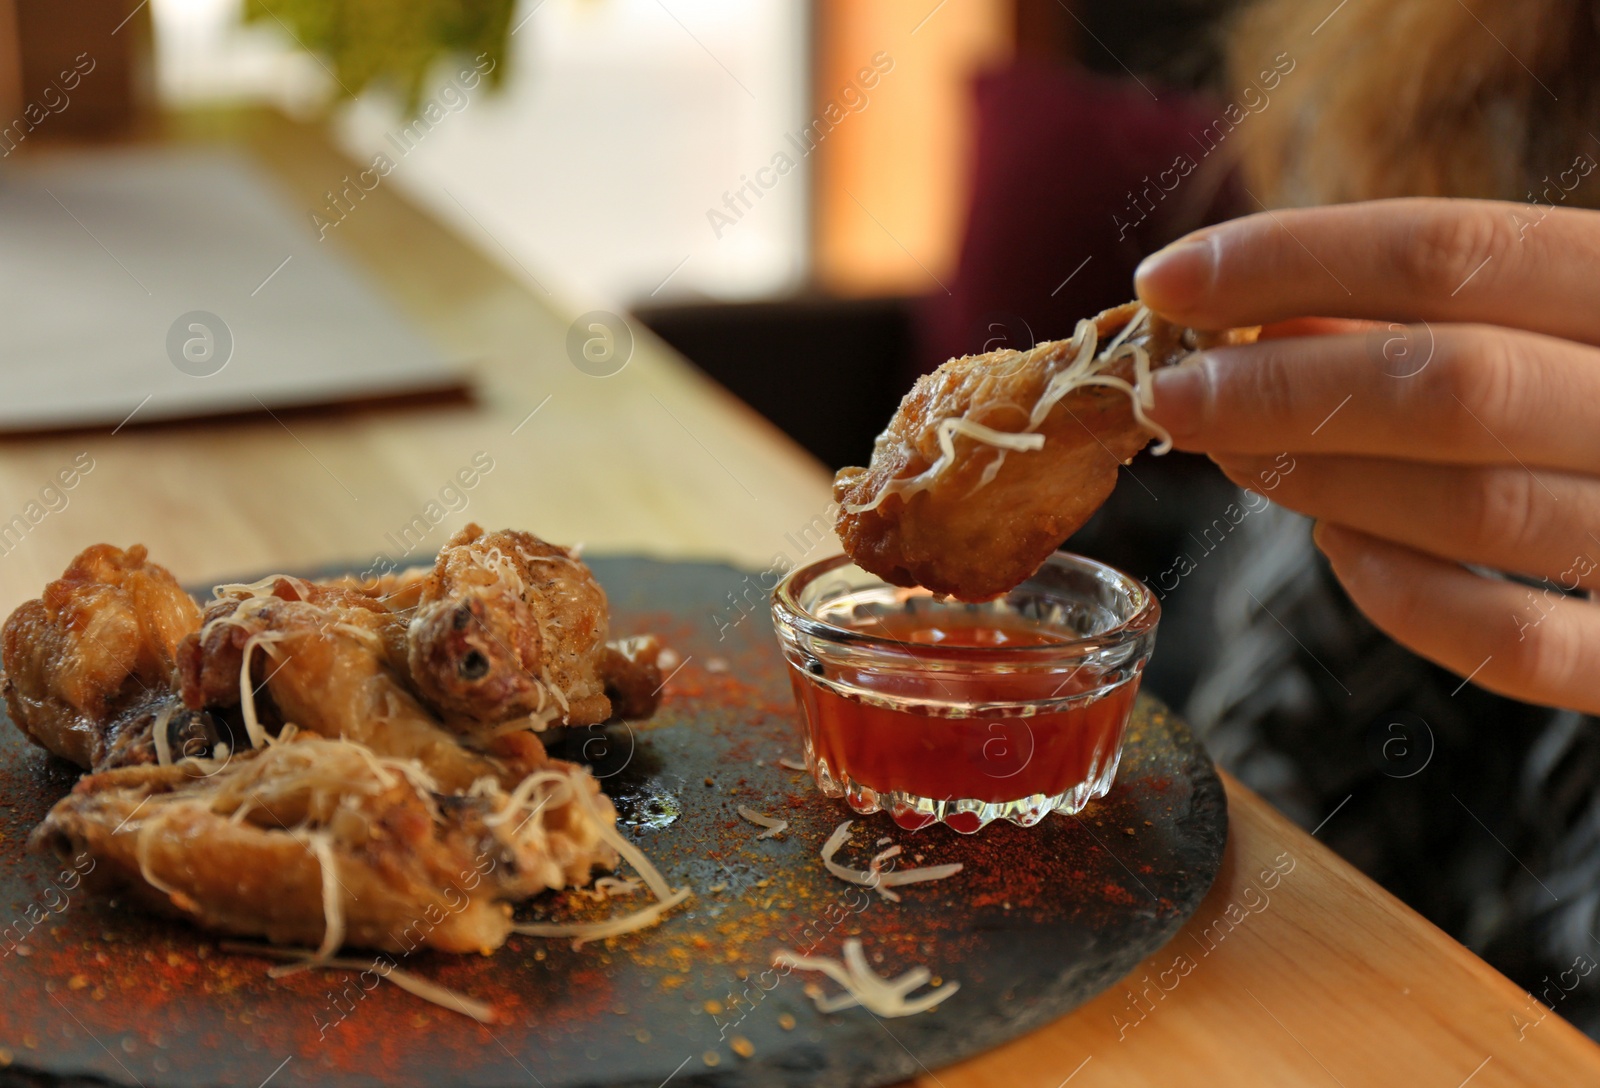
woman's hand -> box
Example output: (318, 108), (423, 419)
(1136, 197), (1600, 714)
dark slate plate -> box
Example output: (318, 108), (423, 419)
(0, 557), (1226, 1088)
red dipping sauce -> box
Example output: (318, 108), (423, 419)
(772, 554), (1158, 833)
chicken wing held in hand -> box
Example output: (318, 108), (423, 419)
(834, 303), (1257, 601)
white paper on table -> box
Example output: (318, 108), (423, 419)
(0, 145), (467, 432)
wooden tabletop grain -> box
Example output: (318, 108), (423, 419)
(2, 109), (1596, 1087)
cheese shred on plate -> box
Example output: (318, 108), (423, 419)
(512, 780), (693, 948)
(223, 944), (498, 1024)
(737, 805), (789, 839)
(772, 938), (959, 1016)
(819, 820), (963, 902)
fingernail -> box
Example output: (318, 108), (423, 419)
(1147, 355), (1208, 439)
(1135, 236), (1214, 313)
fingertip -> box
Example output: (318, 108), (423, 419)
(1312, 520), (1361, 566)
(1145, 355), (1209, 441)
(1135, 235), (1215, 316)
(1311, 519), (1396, 613)
(1314, 522), (1404, 592)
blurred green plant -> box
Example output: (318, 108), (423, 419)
(244, 0), (516, 111)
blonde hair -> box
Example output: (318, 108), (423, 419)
(1226, 0), (1600, 206)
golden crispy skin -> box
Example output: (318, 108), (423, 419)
(2, 544), (200, 768)
(835, 304), (1257, 601)
(7, 531), (666, 956)
(176, 579), (515, 792)
(403, 523), (660, 727)
(331, 533), (664, 726)
(31, 735), (618, 954)
(600, 635), (664, 721)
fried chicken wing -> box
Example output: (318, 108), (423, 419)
(5, 531), (675, 960)
(403, 524), (660, 728)
(31, 734), (618, 954)
(331, 530), (664, 726)
(600, 635), (664, 721)
(95, 694), (233, 772)
(2, 544), (200, 768)
(176, 578), (514, 791)
(835, 304), (1257, 601)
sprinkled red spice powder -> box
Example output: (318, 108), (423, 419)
(0, 574), (1216, 1086)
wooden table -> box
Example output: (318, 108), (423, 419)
(3, 110), (1598, 1087)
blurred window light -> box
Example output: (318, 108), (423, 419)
(150, 0), (810, 308)
(151, 0), (333, 112)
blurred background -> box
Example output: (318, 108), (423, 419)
(0, 0), (1244, 459)
(7, 0), (1600, 1038)
(0, 0), (1252, 703)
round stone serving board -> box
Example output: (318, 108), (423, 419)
(0, 556), (1226, 1088)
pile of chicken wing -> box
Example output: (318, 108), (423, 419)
(1, 524), (665, 955)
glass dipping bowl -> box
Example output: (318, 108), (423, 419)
(771, 552), (1158, 833)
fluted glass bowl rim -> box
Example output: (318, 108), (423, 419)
(770, 551), (1159, 668)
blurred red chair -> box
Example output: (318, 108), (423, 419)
(917, 60), (1243, 379)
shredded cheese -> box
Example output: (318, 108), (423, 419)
(482, 770), (574, 829)
(516, 544), (585, 572)
(819, 821), (963, 902)
(133, 804), (185, 900)
(123, 732), (679, 988)
(844, 306), (1175, 514)
(772, 938), (959, 1016)
(576, 875), (645, 902)
(777, 756), (807, 772)
(304, 831), (344, 961)
(374, 964), (498, 1023)
(467, 545), (527, 598)
(330, 622), (385, 649)
(936, 417), (1044, 469)
(151, 701), (177, 767)
(736, 805), (789, 840)
(575, 781), (679, 904)
(511, 775), (692, 948)
(223, 944), (498, 1023)
(237, 631), (285, 749)
(485, 707), (564, 739)
(211, 574), (300, 601)
(876, 862), (966, 892)
(448, 543), (580, 724)
(513, 886), (692, 948)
